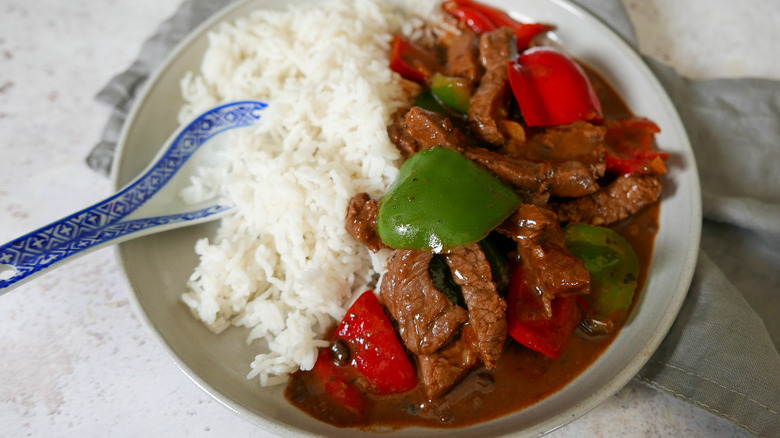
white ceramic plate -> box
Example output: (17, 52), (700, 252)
(112, 0), (701, 436)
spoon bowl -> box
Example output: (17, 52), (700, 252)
(0, 100), (267, 293)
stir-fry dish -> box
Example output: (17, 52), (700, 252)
(286, 0), (668, 428)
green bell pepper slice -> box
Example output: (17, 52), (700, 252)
(479, 235), (511, 296)
(429, 254), (466, 307)
(377, 147), (520, 252)
(564, 223), (640, 334)
(429, 73), (472, 113)
(414, 90), (449, 115)
(428, 235), (511, 307)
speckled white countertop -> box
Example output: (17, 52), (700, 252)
(1, 0), (778, 436)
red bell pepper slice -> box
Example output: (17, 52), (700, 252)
(389, 34), (442, 84)
(513, 22), (556, 52)
(310, 349), (370, 417)
(505, 263), (582, 359)
(604, 118), (669, 175)
(442, 1), (497, 34)
(444, 0), (554, 50)
(333, 290), (418, 395)
(507, 46), (604, 127)
(308, 291), (416, 416)
(605, 152), (668, 175)
(606, 117), (661, 151)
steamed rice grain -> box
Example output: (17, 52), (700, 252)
(179, 0), (438, 386)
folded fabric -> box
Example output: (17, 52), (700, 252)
(636, 58), (780, 438)
(86, 0), (780, 436)
(87, 0), (238, 175)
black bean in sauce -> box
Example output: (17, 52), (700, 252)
(329, 339), (351, 366)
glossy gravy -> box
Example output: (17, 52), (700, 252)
(285, 67), (661, 430)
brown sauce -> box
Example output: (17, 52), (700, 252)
(285, 65), (661, 430)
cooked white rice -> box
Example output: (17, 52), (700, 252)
(178, 0), (439, 386)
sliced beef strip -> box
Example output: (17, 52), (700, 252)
(417, 324), (481, 399)
(467, 27), (516, 146)
(478, 27), (516, 71)
(380, 250), (469, 356)
(468, 80), (508, 146)
(387, 117), (420, 159)
(500, 121), (607, 179)
(446, 29), (483, 85)
(387, 107), (447, 159)
(497, 204), (590, 317)
(345, 193), (387, 252)
(462, 147), (600, 198)
(444, 243), (506, 369)
(403, 106), (470, 152)
(390, 106), (600, 198)
(553, 174), (663, 226)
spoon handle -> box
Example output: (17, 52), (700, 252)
(0, 100), (266, 293)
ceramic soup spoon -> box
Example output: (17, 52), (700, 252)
(0, 100), (267, 293)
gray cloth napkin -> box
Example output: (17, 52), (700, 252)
(87, 0), (780, 436)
